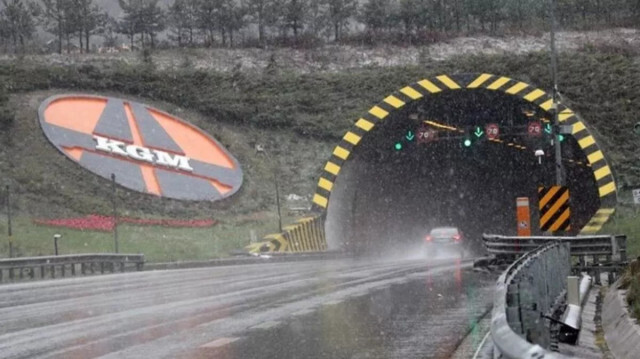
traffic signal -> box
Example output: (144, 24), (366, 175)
(462, 126), (483, 147)
(394, 142), (403, 151)
(473, 126), (484, 139)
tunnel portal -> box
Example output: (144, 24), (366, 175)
(314, 74), (617, 255)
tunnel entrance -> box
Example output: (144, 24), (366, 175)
(315, 74), (617, 256)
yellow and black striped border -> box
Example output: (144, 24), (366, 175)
(245, 215), (327, 254)
(312, 73), (617, 234)
(538, 186), (571, 232)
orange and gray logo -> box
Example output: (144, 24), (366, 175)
(38, 95), (243, 201)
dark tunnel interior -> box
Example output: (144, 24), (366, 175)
(325, 90), (601, 256)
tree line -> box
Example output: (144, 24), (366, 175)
(1, 0), (639, 54)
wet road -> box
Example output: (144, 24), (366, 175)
(0, 257), (495, 359)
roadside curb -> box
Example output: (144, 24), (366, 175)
(602, 281), (640, 359)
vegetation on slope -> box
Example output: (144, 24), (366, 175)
(1, 45), (640, 259)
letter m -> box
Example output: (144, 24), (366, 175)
(154, 150), (194, 172)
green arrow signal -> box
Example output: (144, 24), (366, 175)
(544, 123), (552, 134)
(406, 131), (415, 141)
(474, 127), (484, 138)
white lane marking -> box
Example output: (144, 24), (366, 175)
(200, 337), (239, 348)
(250, 321), (280, 330)
(472, 330), (492, 359)
(293, 308), (315, 316)
(323, 300), (343, 306)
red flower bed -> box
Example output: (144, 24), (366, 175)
(33, 215), (216, 232)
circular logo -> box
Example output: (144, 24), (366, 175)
(38, 95), (243, 201)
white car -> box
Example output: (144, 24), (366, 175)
(424, 227), (465, 258)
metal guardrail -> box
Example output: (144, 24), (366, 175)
(491, 242), (573, 359)
(0, 254), (145, 283)
(483, 234), (627, 284)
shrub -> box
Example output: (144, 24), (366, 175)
(626, 261), (640, 320)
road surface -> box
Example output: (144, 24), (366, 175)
(0, 257), (496, 358)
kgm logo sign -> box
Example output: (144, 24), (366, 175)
(38, 95), (243, 201)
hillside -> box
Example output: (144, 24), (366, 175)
(1, 42), (640, 260)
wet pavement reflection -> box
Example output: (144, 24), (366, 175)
(195, 264), (494, 359)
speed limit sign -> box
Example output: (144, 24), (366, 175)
(418, 126), (437, 143)
(485, 123), (499, 140)
(528, 121), (542, 137)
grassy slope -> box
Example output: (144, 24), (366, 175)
(1, 47), (640, 260)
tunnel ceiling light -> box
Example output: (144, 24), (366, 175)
(423, 120), (459, 132)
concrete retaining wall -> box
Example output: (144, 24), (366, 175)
(602, 282), (640, 359)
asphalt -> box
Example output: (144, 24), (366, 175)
(0, 256), (496, 359)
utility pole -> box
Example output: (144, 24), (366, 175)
(551, 0), (564, 185)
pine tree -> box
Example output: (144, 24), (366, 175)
(0, 0), (40, 52)
(322, 0), (356, 41)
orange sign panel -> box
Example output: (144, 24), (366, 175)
(516, 197), (531, 237)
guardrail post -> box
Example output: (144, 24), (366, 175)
(593, 255), (601, 285)
(619, 236), (627, 263)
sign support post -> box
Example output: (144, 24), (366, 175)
(6, 185), (13, 258)
(111, 174), (119, 254)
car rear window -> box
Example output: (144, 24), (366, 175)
(430, 228), (458, 236)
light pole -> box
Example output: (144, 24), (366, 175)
(550, 0), (564, 186)
(256, 145), (283, 233)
